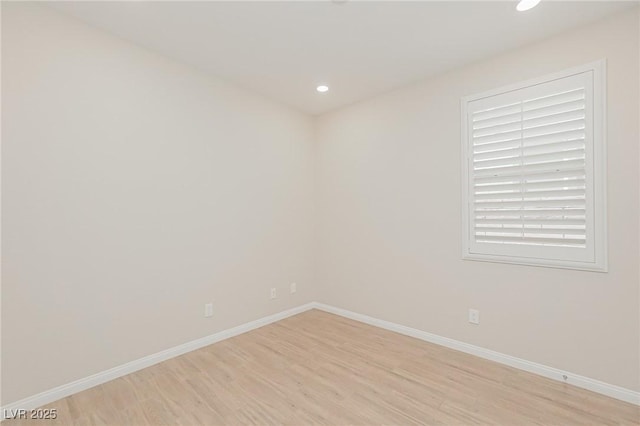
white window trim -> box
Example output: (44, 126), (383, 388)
(460, 60), (607, 272)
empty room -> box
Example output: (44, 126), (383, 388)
(2, 0), (639, 425)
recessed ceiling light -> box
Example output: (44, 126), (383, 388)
(316, 85), (329, 93)
(516, 0), (541, 12)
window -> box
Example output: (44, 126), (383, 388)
(461, 61), (607, 271)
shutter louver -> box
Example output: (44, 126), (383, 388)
(470, 86), (587, 249)
(462, 63), (606, 270)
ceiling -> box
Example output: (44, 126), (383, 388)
(49, 1), (635, 115)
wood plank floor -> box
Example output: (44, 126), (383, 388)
(6, 309), (639, 425)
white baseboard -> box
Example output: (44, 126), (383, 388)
(3, 300), (638, 418)
(313, 302), (640, 406)
(1, 302), (316, 418)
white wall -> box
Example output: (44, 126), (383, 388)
(315, 10), (640, 392)
(1, 3), (316, 405)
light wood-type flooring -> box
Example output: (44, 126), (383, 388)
(6, 309), (639, 425)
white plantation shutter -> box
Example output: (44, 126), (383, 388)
(461, 62), (607, 271)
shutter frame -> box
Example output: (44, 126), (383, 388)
(461, 60), (607, 272)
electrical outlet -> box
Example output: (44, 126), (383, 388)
(468, 309), (480, 325)
(290, 282), (297, 294)
(204, 303), (213, 318)
(270, 288), (277, 299)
